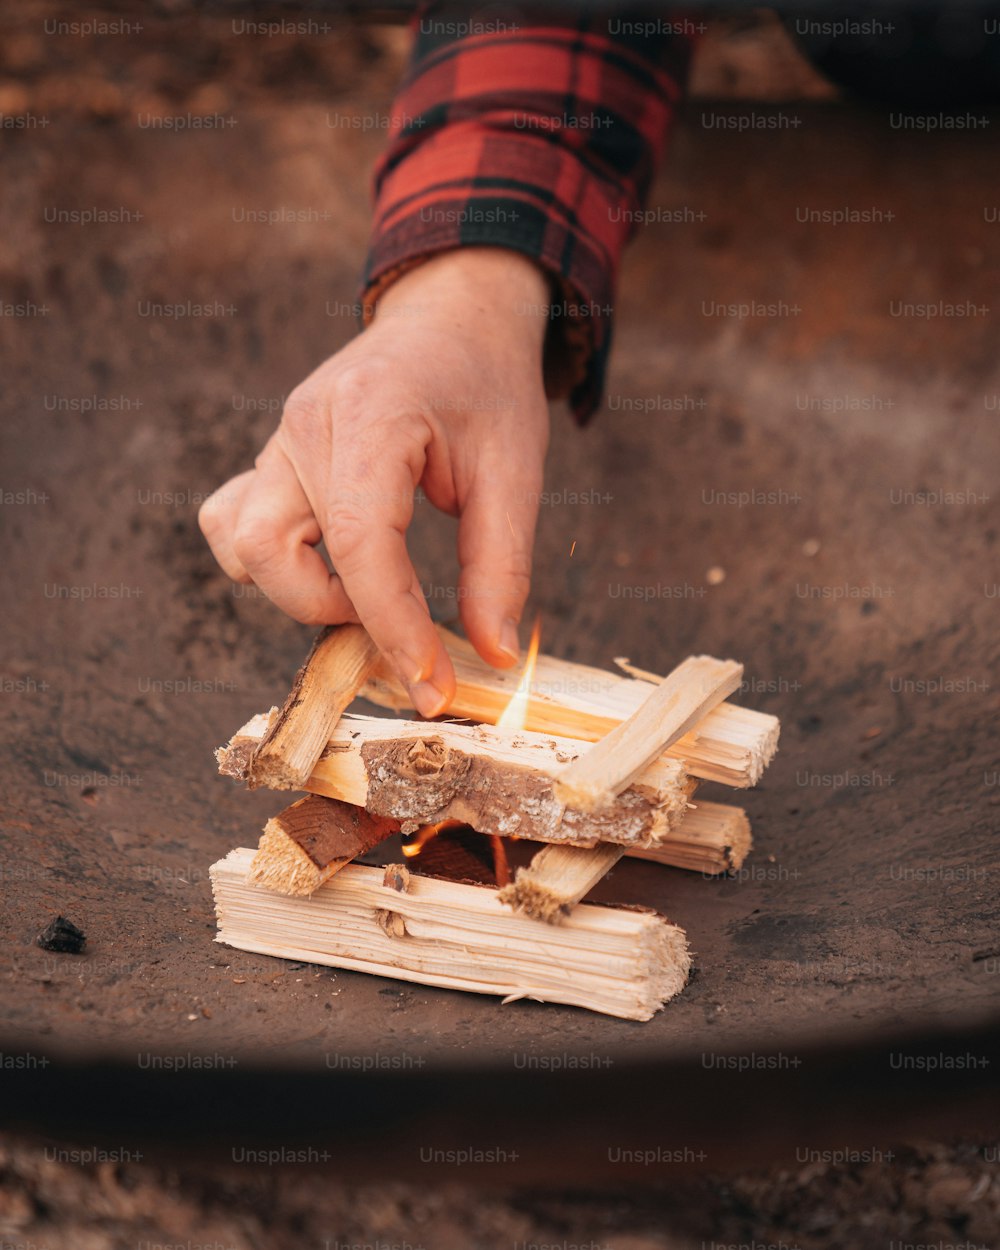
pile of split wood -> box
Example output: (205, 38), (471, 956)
(210, 625), (780, 1020)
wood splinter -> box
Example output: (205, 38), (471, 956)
(498, 843), (626, 924)
(498, 797), (752, 921)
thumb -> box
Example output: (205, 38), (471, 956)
(456, 452), (542, 669)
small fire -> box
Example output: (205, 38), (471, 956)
(400, 821), (510, 885)
(495, 615), (542, 733)
(402, 619), (542, 872)
(401, 819), (462, 858)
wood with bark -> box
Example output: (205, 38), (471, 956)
(211, 847), (691, 1021)
(247, 794), (399, 896)
(360, 626), (779, 788)
(553, 654), (743, 812)
(246, 624), (379, 791)
(218, 712), (693, 849)
(245, 794), (750, 899)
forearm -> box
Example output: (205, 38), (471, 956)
(361, 9), (697, 421)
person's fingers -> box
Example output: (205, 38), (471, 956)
(319, 422), (455, 717)
(198, 470), (256, 583)
(230, 444), (359, 626)
(456, 451), (541, 669)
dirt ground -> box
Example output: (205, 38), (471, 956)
(4, 1130), (1000, 1250)
(2, 4), (1000, 1246)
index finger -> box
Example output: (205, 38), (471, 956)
(321, 435), (454, 719)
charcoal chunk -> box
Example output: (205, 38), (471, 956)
(36, 915), (86, 955)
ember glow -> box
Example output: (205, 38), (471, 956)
(490, 834), (511, 887)
(495, 615), (542, 733)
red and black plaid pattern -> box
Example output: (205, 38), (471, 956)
(360, 7), (696, 421)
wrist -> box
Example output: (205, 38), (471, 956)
(374, 247), (550, 354)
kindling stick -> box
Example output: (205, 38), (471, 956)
(247, 624), (379, 791)
(502, 655), (742, 922)
(361, 627), (777, 787)
(553, 655), (743, 812)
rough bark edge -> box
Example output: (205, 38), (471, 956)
(360, 734), (691, 847)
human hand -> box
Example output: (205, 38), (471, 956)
(199, 247), (551, 718)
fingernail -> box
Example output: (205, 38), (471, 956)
(498, 618), (520, 662)
(390, 648), (428, 686)
(408, 680), (449, 720)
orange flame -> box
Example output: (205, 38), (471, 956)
(490, 834), (511, 887)
(401, 821), (510, 885)
(401, 819), (463, 858)
(495, 615), (542, 733)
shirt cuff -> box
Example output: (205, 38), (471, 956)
(358, 127), (632, 423)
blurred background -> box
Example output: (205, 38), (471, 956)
(2, 4), (1000, 1248)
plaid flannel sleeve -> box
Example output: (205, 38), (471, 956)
(360, 7), (697, 422)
